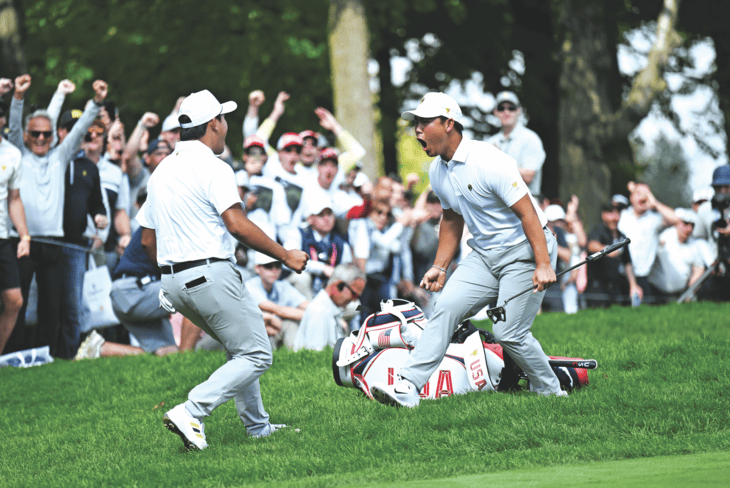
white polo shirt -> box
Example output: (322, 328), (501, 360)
(649, 227), (704, 293)
(430, 138), (546, 251)
(136, 141), (240, 266)
(0, 138), (22, 239)
(487, 124), (545, 196)
(618, 208), (665, 277)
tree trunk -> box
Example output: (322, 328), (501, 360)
(328, 0), (379, 178)
(0, 0), (26, 77)
(557, 0), (682, 227)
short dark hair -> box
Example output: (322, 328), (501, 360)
(179, 114), (221, 141)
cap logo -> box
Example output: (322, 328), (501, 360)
(420, 96), (426, 105)
(72, 109), (83, 119)
(445, 107), (450, 114)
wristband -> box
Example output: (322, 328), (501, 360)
(431, 265), (447, 273)
(21, 235), (31, 242)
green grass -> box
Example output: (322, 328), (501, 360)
(2, 302), (729, 487)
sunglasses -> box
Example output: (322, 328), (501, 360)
(29, 130), (52, 139)
(246, 147), (266, 157)
(337, 281), (360, 299)
(283, 146), (302, 154)
(84, 130), (104, 142)
(261, 262), (282, 270)
(496, 104), (518, 112)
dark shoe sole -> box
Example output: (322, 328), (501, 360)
(371, 386), (401, 407)
(163, 415), (199, 451)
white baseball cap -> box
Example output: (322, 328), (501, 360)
(161, 114), (181, 132)
(401, 92), (464, 125)
(494, 91), (520, 107)
(544, 204), (566, 222)
(255, 252), (279, 266)
(178, 90), (237, 129)
(675, 208), (698, 225)
(306, 193), (334, 217)
(692, 187), (714, 203)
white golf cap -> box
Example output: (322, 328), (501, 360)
(255, 252), (279, 266)
(544, 204), (566, 222)
(675, 207), (698, 225)
(494, 91), (520, 107)
(401, 92), (464, 125)
(305, 193), (334, 217)
(161, 114), (181, 132)
(692, 187), (714, 203)
(178, 90), (237, 129)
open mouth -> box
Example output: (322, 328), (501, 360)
(417, 138), (427, 149)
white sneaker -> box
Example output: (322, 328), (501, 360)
(74, 331), (105, 360)
(371, 377), (420, 408)
(163, 404), (208, 451)
(252, 423), (287, 438)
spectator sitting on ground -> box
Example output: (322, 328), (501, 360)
(283, 193), (353, 300)
(648, 208), (706, 303)
(4, 75), (106, 356)
(246, 253), (309, 350)
(585, 201), (641, 308)
(74, 226), (178, 359)
(293, 263), (366, 351)
(618, 182), (679, 305)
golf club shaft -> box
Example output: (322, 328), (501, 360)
(548, 358), (598, 370)
(503, 238), (631, 305)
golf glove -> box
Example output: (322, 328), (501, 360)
(159, 289), (176, 313)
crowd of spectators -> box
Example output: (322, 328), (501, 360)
(1, 78), (728, 364)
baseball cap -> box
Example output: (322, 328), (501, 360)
(612, 194), (630, 210)
(353, 171), (369, 188)
(675, 207), (698, 225)
(255, 252), (279, 266)
(243, 135), (265, 151)
(711, 165), (730, 186)
(59, 109), (83, 130)
(146, 138), (171, 155)
(401, 92), (464, 125)
(161, 114), (181, 132)
(178, 90), (237, 129)
(692, 187), (714, 203)
(319, 147), (338, 164)
(495, 91), (520, 107)
(277, 132), (303, 150)
(544, 204), (566, 222)
(299, 129), (321, 142)
(305, 193), (334, 217)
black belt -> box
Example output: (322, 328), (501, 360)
(159, 257), (228, 275)
(114, 273), (159, 288)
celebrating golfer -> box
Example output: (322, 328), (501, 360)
(371, 92), (563, 408)
(137, 90), (308, 450)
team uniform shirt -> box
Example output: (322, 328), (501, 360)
(649, 227), (705, 294)
(430, 138), (546, 252)
(63, 157), (106, 245)
(487, 124), (545, 196)
(244, 276), (307, 308)
(0, 138), (23, 239)
(136, 141), (241, 266)
(618, 208), (666, 277)
(7, 97), (101, 237)
(283, 226), (353, 277)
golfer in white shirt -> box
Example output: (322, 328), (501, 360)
(137, 90), (308, 450)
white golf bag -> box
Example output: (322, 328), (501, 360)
(332, 299), (591, 401)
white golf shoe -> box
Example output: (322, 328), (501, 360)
(371, 377), (420, 408)
(163, 404), (208, 451)
(74, 330), (105, 360)
(252, 423), (287, 438)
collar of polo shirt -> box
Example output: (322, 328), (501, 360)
(178, 90), (237, 128)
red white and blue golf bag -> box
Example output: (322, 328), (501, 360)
(332, 299), (591, 401)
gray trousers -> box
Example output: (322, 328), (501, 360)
(162, 261), (273, 436)
(401, 228), (562, 395)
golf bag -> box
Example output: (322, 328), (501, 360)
(332, 299), (590, 401)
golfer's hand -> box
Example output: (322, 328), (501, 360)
(420, 266), (446, 293)
(532, 263), (556, 292)
(283, 249), (309, 274)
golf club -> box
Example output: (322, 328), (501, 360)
(486, 238), (631, 323)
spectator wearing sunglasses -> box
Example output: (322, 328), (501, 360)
(648, 208), (706, 303)
(293, 263), (365, 351)
(487, 91), (546, 197)
(4, 74), (107, 356)
(618, 181), (679, 305)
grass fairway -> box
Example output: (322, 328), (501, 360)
(2, 302), (729, 487)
